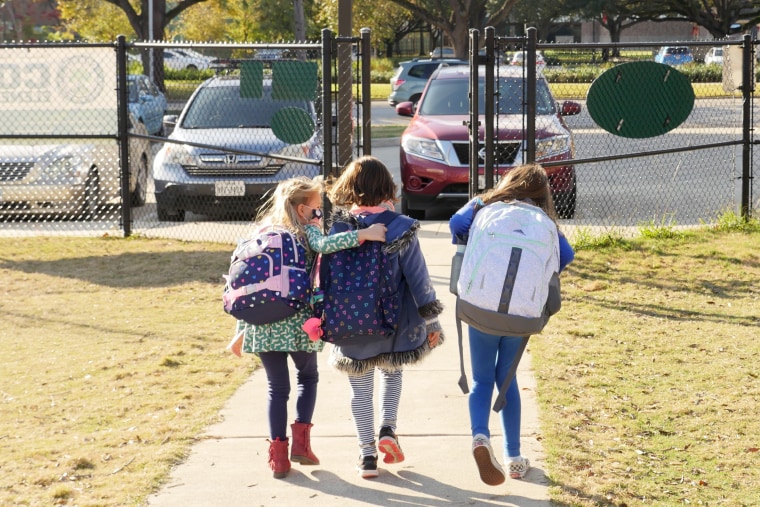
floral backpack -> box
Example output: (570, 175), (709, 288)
(222, 226), (311, 325)
(316, 211), (400, 344)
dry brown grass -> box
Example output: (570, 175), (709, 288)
(0, 236), (254, 506)
(532, 229), (760, 506)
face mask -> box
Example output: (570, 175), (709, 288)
(304, 205), (322, 220)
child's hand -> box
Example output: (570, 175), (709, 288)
(358, 223), (387, 242)
(427, 331), (441, 348)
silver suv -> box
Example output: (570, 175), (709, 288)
(153, 74), (322, 221)
(388, 58), (466, 107)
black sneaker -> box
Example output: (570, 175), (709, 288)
(378, 426), (405, 464)
(357, 454), (379, 479)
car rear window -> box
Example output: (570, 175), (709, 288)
(408, 63), (440, 79)
(418, 76), (555, 116)
(181, 85), (311, 129)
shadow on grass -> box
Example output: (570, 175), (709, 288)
(0, 249), (228, 288)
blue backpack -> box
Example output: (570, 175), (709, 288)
(223, 227), (311, 325)
(317, 211), (400, 344)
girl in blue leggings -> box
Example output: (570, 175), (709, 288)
(449, 163), (575, 486)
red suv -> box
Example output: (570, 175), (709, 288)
(396, 65), (581, 219)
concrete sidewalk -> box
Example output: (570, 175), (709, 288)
(146, 221), (551, 507)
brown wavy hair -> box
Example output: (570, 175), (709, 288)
(327, 156), (398, 207)
(480, 163), (558, 222)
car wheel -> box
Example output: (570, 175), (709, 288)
(400, 193), (425, 220)
(186, 64), (198, 71)
(130, 154), (148, 207)
(554, 177), (577, 220)
(156, 202), (185, 222)
(78, 170), (100, 220)
(410, 93), (422, 108)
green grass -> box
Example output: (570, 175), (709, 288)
(161, 67), (738, 103)
(533, 223), (760, 506)
(0, 220), (758, 505)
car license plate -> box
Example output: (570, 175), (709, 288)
(215, 180), (245, 197)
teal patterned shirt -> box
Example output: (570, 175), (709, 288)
(237, 225), (361, 354)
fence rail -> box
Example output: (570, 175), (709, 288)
(0, 30), (756, 243)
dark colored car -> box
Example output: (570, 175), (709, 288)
(396, 65), (581, 219)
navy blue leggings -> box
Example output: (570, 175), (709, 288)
(258, 351), (319, 440)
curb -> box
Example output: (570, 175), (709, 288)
(372, 137), (401, 148)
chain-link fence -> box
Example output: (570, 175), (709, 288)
(0, 30), (756, 242)
(465, 28), (757, 229)
(0, 33), (369, 242)
(0, 43), (141, 232)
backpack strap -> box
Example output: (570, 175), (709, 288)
(455, 300), (470, 395)
(456, 298), (531, 413)
(361, 209), (398, 228)
(491, 336), (529, 413)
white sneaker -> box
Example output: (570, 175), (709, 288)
(507, 456), (530, 479)
(471, 434), (505, 486)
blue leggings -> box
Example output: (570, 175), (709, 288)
(258, 351), (319, 441)
(468, 326), (523, 458)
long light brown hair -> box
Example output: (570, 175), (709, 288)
(480, 163), (558, 222)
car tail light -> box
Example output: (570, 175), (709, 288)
(407, 175), (423, 190)
(393, 79), (405, 90)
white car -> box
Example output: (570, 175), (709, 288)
(704, 47), (723, 66)
(163, 48), (215, 71)
(0, 113), (152, 218)
(510, 51), (546, 68)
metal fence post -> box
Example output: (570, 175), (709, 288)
(116, 35), (132, 236)
(469, 29), (480, 199)
(741, 34), (753, 220)
(361, 28), (372, 155)
(484, 26), (495, 191)
(321, 29), (334, 227)
(526, 27), (537, 163)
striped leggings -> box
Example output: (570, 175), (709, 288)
(348, 368), (403, 457)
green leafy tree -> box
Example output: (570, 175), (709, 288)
(563, 0), (656, 58)
(57, 0), (210, 89)
(650, 0), (760, 39)
(385, 0), (521, 59)
(169, 1), (228, 42)
(316, 0), (421, 57)
(55, 0), (134, 40)
(510, 0), (574, 41)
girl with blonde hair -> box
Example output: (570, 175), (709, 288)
(231, 175), (386, 479)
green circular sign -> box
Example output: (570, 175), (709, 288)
(270, 107), (316, 145)
(586, 61), (695, 138)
